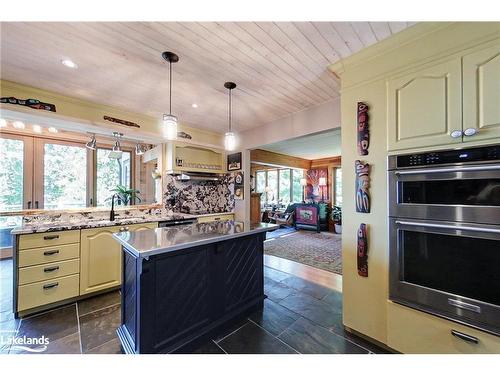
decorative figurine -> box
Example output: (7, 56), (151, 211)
(357, 102), (369, 156)
(355, 160), (370, 213)
(357, 223), (368, 277)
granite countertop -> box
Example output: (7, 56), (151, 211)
(10, 214), (196, 235)
(113, 221), (278, 258)
(10, 211), (236, 235)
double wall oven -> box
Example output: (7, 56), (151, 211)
(388, 145), (500, 336)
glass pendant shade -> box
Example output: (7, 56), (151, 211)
(135, 143), (144, 155)
(85, 134), (97, 150)
(163, 113), (178, 140)
(224, 131), (236, 151)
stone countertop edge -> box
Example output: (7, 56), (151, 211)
(10, 211), (236, 235)
(113, 223), (278, 259)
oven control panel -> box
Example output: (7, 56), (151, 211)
(396, 145), (500, 168)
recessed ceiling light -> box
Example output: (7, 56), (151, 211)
(191, 103), (198, 108)
(0, 119), (7, 128)
(32, 124), (42, 133)
(61, 59), (78, 69)
(48, 127), (58, 133)
(13, 121), (25, 129)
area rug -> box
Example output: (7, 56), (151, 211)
(264, 230), (342, 275)
(266, 226), (297, 240)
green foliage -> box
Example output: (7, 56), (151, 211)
(109, 184), (141, 206)
(331, 205), (342, 225)
(0, 139), (24, 210)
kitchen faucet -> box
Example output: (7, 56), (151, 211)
(110, 193), (118, 221)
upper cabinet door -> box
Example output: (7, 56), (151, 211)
(387, 58), (463, 151)
(462, 42), (500, 143)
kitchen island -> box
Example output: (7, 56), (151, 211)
(113, 220), (278, 354)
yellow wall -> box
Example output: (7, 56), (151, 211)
(1, 80), (223, 147)
(331, 22), (500, 348)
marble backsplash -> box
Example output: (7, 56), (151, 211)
(163, 174), (235, 214)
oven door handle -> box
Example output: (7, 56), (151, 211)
(395, 220), (500, 234)
(394, 164), (500, 175)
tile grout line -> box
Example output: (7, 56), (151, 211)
(214, 321), (251, 344)
(78, 302), (121, 318)
(75, 302), (83, 354)
(246, 319), (300, 354)
(212, 340), (228, 354)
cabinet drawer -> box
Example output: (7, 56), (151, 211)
(19, 230), (80, 250)
(197, 214), (234, 223)
(17, 274), (79, 312)
(18, 259), (80, 285)
(18, 243), (80, 267)
(387, 301), (500, 354)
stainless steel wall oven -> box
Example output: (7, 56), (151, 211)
(388, 145), (500, 336)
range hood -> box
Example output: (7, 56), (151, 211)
(172, 172), (224, 182)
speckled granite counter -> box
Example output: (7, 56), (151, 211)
(114, 220), (277, 258)
(10, 210), (235, 235)
(10, 214), (196, 235)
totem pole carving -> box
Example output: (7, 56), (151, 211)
(357, 223), (368, 277)
(355, 160), (370, 213)
(357, 102), (369, 156)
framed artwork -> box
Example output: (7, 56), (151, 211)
(234, 171), (244, 200)
(305, 169), (328, 202)
(227, 152), (242, 171)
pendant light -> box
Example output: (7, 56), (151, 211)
(162, 51), (179, 140)
(109, 132), (123, 159)
(85, 134), (97, 150)
(224, 82), (237, 151)
(135, 142), (144, 156)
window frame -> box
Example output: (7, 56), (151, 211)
(93, 144), (135, 207)
(0, 133), (33, 210)
(33, 137), (92, 210)
(255, 167), (304, 206)
(0, 131), (137, 212)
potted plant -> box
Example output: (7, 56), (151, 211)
(331, 205), (342, 234)
(110, 185), (142, 206)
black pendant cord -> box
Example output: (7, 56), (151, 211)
(169, 60), (172, 115)
(228, 88), (232, 133)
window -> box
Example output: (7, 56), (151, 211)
(43, 143), (87, 209)
(266, 170), (278, 204)
(292, 169), (304, 203)
(96, 149), (132, 206)
(334, 168), (342, 207)
(255, 168), (305, 205)
(0, 138), (24, 211)
(279, 169), (290, 205)
(256, 171), (266, 193)
(0, 132), (136, 211)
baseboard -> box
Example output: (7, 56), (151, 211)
(344, 326), (399, 354)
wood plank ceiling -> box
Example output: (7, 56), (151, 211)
(0, 22), (415, 133)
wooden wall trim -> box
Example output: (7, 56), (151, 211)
(310, 156), (341, 168)
(250, 149), (311, 170)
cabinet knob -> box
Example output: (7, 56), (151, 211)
(463, 128), (478, 137)
(450, 130), (463, 138)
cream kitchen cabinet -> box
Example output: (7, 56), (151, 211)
(387, 58), (463, 151)
(388, 41), (500, 151)
(79, 222), (157, 295)
(462, 43), (500, 143)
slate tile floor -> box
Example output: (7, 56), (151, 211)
(0, 257), (389, 354)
